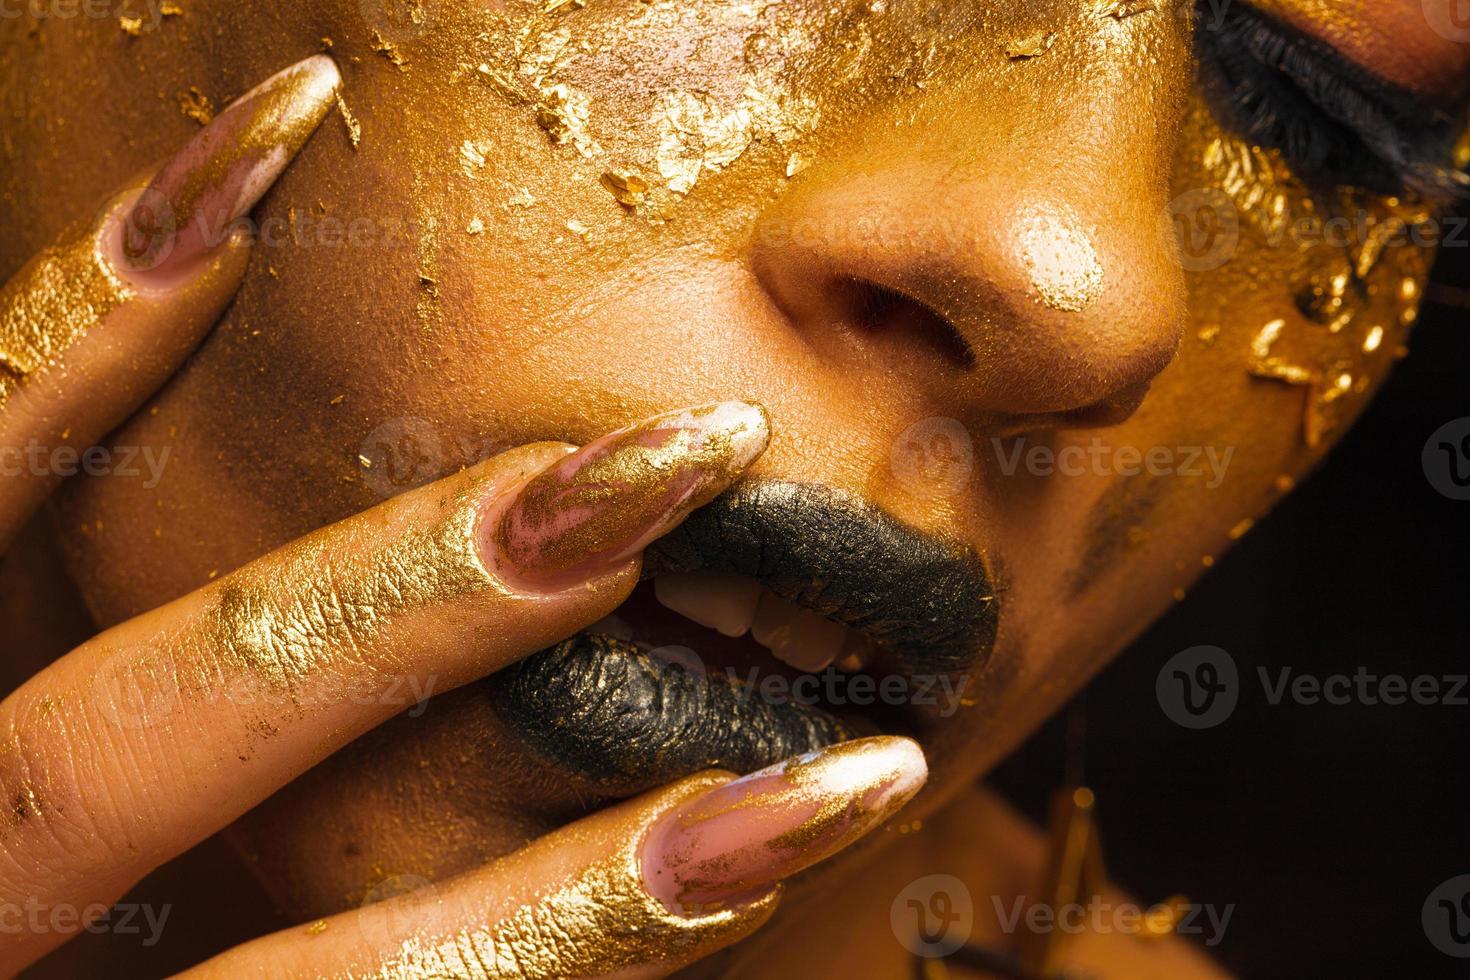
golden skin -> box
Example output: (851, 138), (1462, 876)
(0, 0), (1462, 973)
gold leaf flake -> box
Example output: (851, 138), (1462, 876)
(460, 139), (491, 174)
(161, 0), (183, 15)
(600, 169), (649, 206)
(119, 14), (144, 36)
(786, 152), (810, 178)
(1005, 32), (1055, 60)
(506, 187), (537, 208)
(466, 217), (486, 235)
(335, 93), (362, 149)
(535, 83), (596, 158)
(177, 87), (214, 126)
(371, 31), (407, 68)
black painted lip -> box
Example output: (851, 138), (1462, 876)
(643, 480), (998, 676)
(485, 480), (998, 793)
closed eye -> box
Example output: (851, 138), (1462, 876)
(1194, 0), (1469, 202)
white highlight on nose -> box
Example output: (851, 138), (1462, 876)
(1017, 204), (1105, 313)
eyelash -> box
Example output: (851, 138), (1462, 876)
(1194, 0), (1469, 201)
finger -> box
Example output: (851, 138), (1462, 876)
(0, 54), (340, 551)
(0, 402), (769, 972)
(184, 737), (927, 980)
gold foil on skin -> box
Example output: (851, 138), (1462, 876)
(367, 775), (776, 979)
(462, 0), (824, 211)
(337, 92), (363, 149)
(178, 86), (216, 125)
(1189, 101), (1437, 447)
(0, 224), (133, 408)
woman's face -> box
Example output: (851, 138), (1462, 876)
(2, 0), (1464, 930)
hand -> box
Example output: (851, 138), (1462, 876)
(0, 55), (927, 977)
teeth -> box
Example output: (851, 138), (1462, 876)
(750, 591), (847, 673)
(654, 574), (874, 674)
(653, 574), (764, 638)
(836, 631), (876, 673)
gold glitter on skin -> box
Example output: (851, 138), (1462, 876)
(1187, 95), (1438, 448)
(0, 224), (132, 409)
(364, 773), (777, 979)
(3, 5), (1455, 950)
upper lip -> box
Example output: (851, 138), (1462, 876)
(643, 479), (998, 676)
(484, 479), (999, 794)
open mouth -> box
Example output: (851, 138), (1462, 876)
(486, 480), (998, 795)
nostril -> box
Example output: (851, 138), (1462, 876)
(833, 277), (976, 370)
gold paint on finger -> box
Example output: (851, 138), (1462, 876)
(367, 774), (776, 979)
(0, 224), (133, 409)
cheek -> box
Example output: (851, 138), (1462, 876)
(961, 98), (1435, 743)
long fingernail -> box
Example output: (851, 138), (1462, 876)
(486, 401), (770, 592)
(641, 736), (927, 914)
(117, 54), (341, 281)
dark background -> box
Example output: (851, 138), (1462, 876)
(992, 228), (1470, 977)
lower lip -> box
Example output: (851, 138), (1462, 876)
(483, 581), (911, 795)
